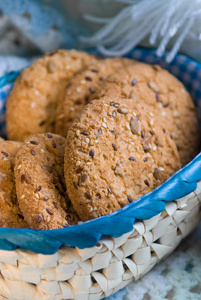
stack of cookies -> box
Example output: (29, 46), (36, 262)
(0, 49), (199, 229)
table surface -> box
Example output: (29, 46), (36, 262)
(107, 222), (201, 300)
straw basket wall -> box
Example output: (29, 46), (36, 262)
(0, 180), (200, 300)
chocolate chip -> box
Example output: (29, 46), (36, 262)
(24, 173), (32, 184)
(84, 192), (91, 199)
(128, 156), (136, 161)
(156, 93), (160, 102)
(85, 94), (90, 103)
(75, 100), (82, 105)
(30, 149), (36, 155)
(1, 151), (8, 157)
(144, 179), (149, 186)
(141, 130), (145, 138)
(96, 193), (101, 199)
(164, 103), (169, 107)
(46, 134), (53, 138)
(76, 167), (83, 174)
(117, 107), (128, 114)
(89, 87), (95, 93)
(128, 196), (132, 203)
(99, 76), (103, 81)
(18, 214), (24, 219)
(21, 174), (25, 183)
(91, 69), (99, 73)
(112, 110), (116, 118)
(130, 117), (140, 134)
(81, 131), (89, 136)
(73, 182), (78, 190)
(149, 130), (155, 135)
(53, 202), (57, 209)
(85, 76), (92, 81)
(107, 187), (112, 194)
(37, 186), (42, 191)
(112, 143), (117, 151)
(144, 148), (149, 153)
(143, 157), (148, 162)
(89, 149), (95, 158)
(131, 79), (137, 86)
(35, 214), (43, 223)
(30, 141), (38, 145)
(39, 120), (46, 126)
(162, 129), (166, 133)
(65, 215), (71, 222)
(46, 208), (54, 215)
(81, 173), (88, 183)
(153, 168), (162, 180)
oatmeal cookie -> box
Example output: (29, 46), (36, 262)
(15, 133), (79, 229)
(65, 97), (181, 221)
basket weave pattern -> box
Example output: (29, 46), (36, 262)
(0, 181), (200, 300)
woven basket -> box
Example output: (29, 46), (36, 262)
(0, 49), (201, 299)
(0, 181), (200, 299)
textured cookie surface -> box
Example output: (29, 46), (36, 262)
(92, 63), (200, 165)
(0, 140), (28, 228)
(6, 49), (97, 141)
(65, 97), (181, 221)
(15, 133), (79, 229)
(55, 58), (133, 137)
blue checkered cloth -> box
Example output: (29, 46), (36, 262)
(0, 48), (200, 254)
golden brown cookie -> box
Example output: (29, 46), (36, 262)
(65, 97), (181, 221)
(0, 141), (28, 228)
(6, 49), (98, 142)
(92, 63), (200, 165)
(55, 58), (134, 137)
(14, 133), (79, 229)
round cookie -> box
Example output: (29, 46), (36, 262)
(55, 58), (134, 137)
(15, 133), (79, 230)
(6, 49), (98, 142)
(65, 97), (181, 221)
(92, 62), (200, 165)
(0, 140), (28, 228)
